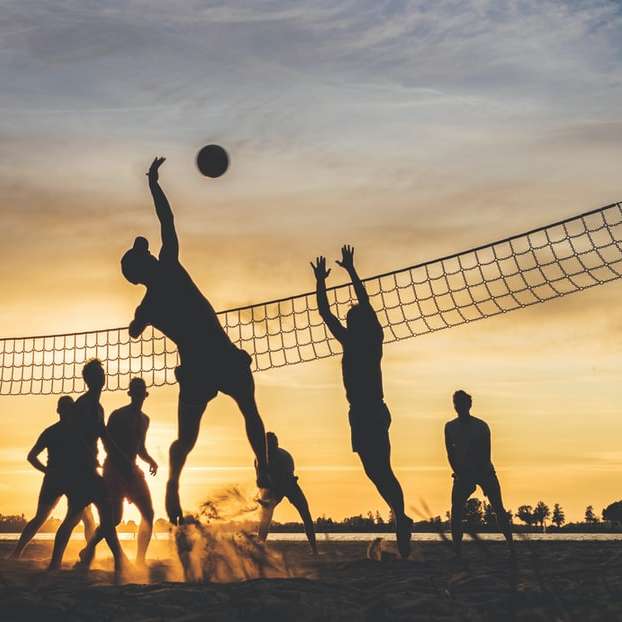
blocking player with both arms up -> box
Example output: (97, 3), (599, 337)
(311, 245), (413, 558)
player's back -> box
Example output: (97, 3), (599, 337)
(72, 393), (105, 472)
(141, 255), (229, 354)
(445, 416), (491, 474)
(40, 422), (74, 475)
(266, 447), (296, 492)
(341, 307), (384, 406)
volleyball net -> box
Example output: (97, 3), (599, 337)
(2, 201), (621, 396)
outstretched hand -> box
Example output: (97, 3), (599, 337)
(310, 256), (331, 281)
(149, 461), (158, 476)
(336, 244), (355, 271)
(147, 156), (166, 182)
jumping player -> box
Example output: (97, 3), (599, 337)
(48, 360), (125, 573)
(120, 157), (269, 524)
(311, 246), (413, 558)
(11, 397), (95, 559)
(256, 432), (317, 555)
(78, 377), (158, 566)
(445, 390), (514, 557)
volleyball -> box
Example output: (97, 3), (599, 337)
(196, 144), (229, 178)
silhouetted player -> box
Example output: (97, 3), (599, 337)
(445, 390), (514, 557)
(11, 397), (95, 559)
(121, 157), (269, 524)
(78, 377), (158, 566)
(256, 432), (317, 555)
(48, 360), (125, 572)
(311, 246), (413, 558)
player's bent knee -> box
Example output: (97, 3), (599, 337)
(170, 437), (195, 457)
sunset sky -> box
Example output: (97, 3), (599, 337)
(1, 1), (622, 526)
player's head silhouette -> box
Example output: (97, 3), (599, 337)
(453, 389), (472, 417)
(266, 431), (279, 453)
(121, 236), (158, 285)
(82, 359), (105, 392)
(346, 304), (374, 336)
(128, 377), (148, 405)
(56, 395), (75, 421)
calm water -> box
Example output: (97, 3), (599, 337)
(1, 532), (622, 542)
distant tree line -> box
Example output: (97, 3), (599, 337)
(0, 514), (156, 534)
(4, 499), (622, 534)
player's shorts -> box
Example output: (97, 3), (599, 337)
(348, 401), (392, 454)
(175, 346), (253, 405)
(38, 471), (68, 506)
(103, 463), (152, 518)
(65, 470), (108, 509)
(258, 475), (299, 508)
(452, 469), (501, 501)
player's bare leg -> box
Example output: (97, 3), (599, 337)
(93, 495), (127, 575)
(223, 366), (270, 487)
(77, 497), (123, 568)
(82, 506), (96, 541)
(486, 480), (514, 557)
(49, 503), (84, 570)
(135, 494), (154, 565)
(257, 501), (276, 542)
(358, 445), (412, 559)
(11, 496), (58, 559)
(167, 399), (206, 524)
(450, 483), (471, 558)
(286, 484), (318, 555)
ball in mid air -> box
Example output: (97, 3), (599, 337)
(196, 144), (229, 178)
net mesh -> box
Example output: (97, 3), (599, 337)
(2, 202), (621, 396)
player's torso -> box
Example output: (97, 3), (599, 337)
(106, 407), (145, 466)
(448, 418), (490, 472)
(73, 395), (103, 468)
(44, 423), (73, 473)
(268, 449), (296, 491)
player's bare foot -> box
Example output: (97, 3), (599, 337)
(166, 480), (183, 525)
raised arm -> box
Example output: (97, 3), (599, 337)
(138, 417), (158, 476)
(336, 245), (370, 307)
(147, 157), (179, 261)
(27, 434), (48, 474)
(310, 256), (347, 343)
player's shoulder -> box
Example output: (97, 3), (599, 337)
(278, 447), (293, 460)
(41, 422), (60, 438)
(445, 418), (459, 431)
(471, 416), (490, 430)
(74, 393), (87, 406)
(108, 405), (130, 419)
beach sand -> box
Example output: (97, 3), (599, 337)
(2, 537), (621, 621)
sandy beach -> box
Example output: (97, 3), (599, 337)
(2, 537), (622, 621)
